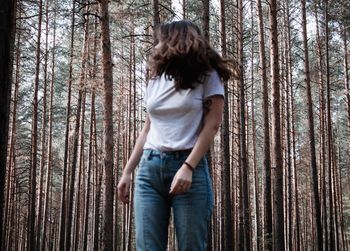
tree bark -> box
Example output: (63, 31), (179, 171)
(41, 5), (56, 249)
(325, 0), (335, 249)
(37, 0), (50, 247)
(66, 9), (89, 250)
(100, 0), (115, 249)
(237, 0), (251, 249)
(343, 26), (350, 201)
(269, 0), (285, 249)
(257, 0), (272, 248)
(219, 1), (233, 251)
(201, 0), (210, 41)
(301, 0), (323, 249)
(315, 2), (328, 248)
(153, 0), (160, 44)
(28, 0), (43, 248)
(59, 0), (76, 249)
(0, 0), (16, 242)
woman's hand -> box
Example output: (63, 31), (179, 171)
(169, 164), (193, 194)
(117, 172), (132, 203)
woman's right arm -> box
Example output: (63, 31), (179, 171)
(117, 115), (150, 203)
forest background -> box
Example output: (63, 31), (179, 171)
(0, 0), (350, 250)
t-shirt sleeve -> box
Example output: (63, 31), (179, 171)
(203, 70), (225, 100)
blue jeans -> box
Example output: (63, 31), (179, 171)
(134, 149), (214, 251)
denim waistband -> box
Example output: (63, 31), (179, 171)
(143, 148), (193, 160)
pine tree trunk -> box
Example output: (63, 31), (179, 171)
(237, 0), (251, 249)
(257, 0), (272, 248)
(202, 0), (210, 41)
(325, 1), (335, 249)
(315, 3), (328, 249)
(28, 0), (43, 248)
(219, 1), (233, 250)
(100, 0), (115, 249)
(74, 87), (87, 250)
(93, 119), (101, 251)
(343, 27), (350, 200)
(301, 0), (323, 249)
(37, 0), (50, 247)
(59, 1), (76, 248)
(269, 0), (284, 249)
(3, 7), (20, 249)
(84, 14), (99, 251)
(66, 10), (89, 250)
(182, 0), (186, 19)
(153, 0), (160, 43)
(0, 0), (16, 243)
(250, 1), (260, 248)
(283, 0), (294, 248)
(41, 6), (56, 248)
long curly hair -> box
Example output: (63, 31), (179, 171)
(148, 20), (239, 90)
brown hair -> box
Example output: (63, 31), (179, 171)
(148, 20), (238, 90)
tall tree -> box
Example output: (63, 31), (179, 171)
(153, 0), (160, 44)
(301, 0), (322, 249)
(269, 0), (285, 249)
(257, 0), (273, 248)
(59, 0), (76, 249)
(66, 7), (89, 250)
(37, 0), (50, 247)
(0, 0), (17, 246)
(100, 0), (115, 249)
(28, 0), (43, 248)
(342, 17), (350, 200)
(201, 0), (210, 41)
(237, 0), (251, 249)
(325, 0), (335, 248)
(42, 3), (57, 248)
(219, 1), (233, 250)
(314, 2), (328, 248)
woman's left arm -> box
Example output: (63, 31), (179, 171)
(169, 95), (224, 194)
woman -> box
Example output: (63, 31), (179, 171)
(117, 20), (237, 251)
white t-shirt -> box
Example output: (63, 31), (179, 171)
(144, 70), (225, 151)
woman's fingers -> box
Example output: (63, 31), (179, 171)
(170, 177), (191, 194)
(117, 180), (130, 203)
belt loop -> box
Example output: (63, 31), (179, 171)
(147, 149), (153, 160)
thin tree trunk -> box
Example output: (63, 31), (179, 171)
(3, 7), (20, 249)
(100, 0), (115, 249)
(182, 0), (186, 19)
(257, 0), (272, 248)
(37, 0), (50, 247)
(343, 27), (350, 202)
(315, 3), (328, 249)
(219, 1), (233, 251)
(269, 0), (284, 249)
(59, 1), (76, 248)
(237, 0), (250, 249)
(84, 13), (98, 251)
(250, 1), (260, 248)
(201, 0), (210, 41)
(93, 116), (101, 251)
(301, 0), (323, 249)
(0, 0), (16, 244)
(28, 0), (43, 248)
(74, 87), (87, 251)
(66, 10), (89, 251)
(41, 5), (56, 249)
(153, 0), (160, 44)
(283, 0), (293, 249)
(325, 0), (335, 249)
